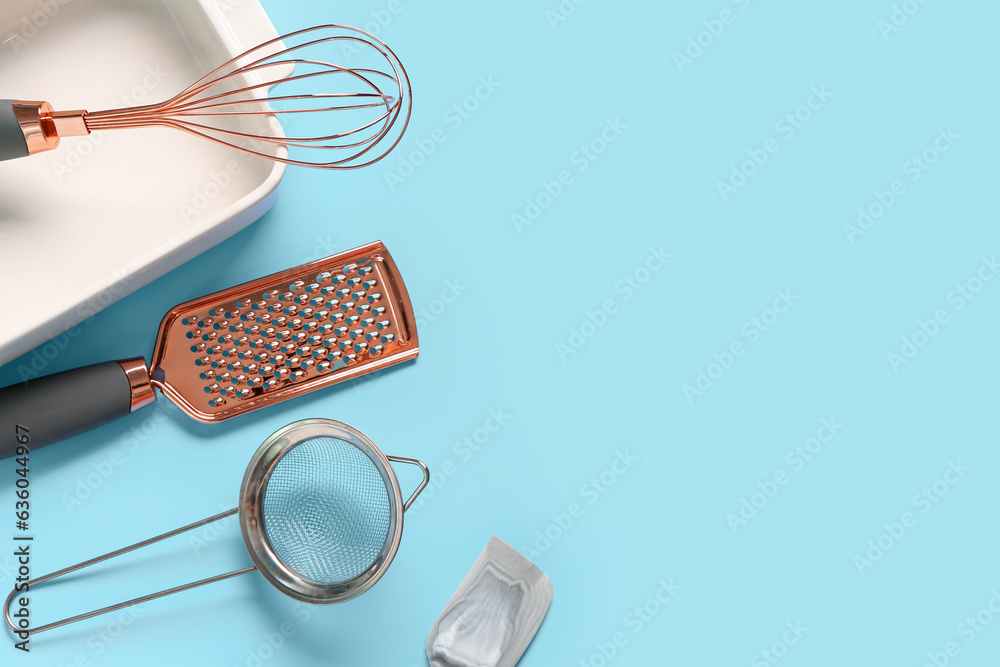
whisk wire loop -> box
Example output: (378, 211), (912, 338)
(83, 25), (411, 169)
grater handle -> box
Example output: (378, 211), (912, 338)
(0, 360), (155, 458)
(0, 100), (30, 161)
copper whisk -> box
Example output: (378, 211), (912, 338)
(0, 25), (411, 169)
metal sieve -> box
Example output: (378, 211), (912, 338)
(3, 419), (428, 637)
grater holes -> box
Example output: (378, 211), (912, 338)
(183, 259), (395, 410)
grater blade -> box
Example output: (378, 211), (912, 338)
(148, 241), (417, 422)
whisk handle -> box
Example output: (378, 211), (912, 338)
(0, 100), (30, 162)
(0, 359), (155, 458)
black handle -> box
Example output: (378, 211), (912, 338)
(0, 100), (30, 162)
(0, 361), (140, 458)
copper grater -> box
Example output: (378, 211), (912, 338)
(0, 241), (417, 456)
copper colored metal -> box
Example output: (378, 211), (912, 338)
(12, 101), (60, 154)
(49, 110), (90, 137)
(8, 25), (410, 169)
(147, 241), (417, 422)
(117, 358), (156, 413)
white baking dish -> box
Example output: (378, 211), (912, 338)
(0, 0), (289, 366)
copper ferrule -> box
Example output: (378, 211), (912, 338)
(10, 101), (89, 155)
(117, 358), (157, 413)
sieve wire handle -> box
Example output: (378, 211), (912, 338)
(3, 508), (255, 636)
(387, 455), (429, 511)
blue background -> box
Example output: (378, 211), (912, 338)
(3, 0), (1000, 665)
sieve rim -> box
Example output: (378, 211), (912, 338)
(238, 418), (404, 605)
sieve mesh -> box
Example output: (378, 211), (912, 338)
(262, 437), (392, 585)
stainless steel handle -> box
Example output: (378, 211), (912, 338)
(3, 509), (252, 636)
(387, 455), (429, 511)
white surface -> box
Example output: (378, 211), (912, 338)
(0, 0), (287, 366)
